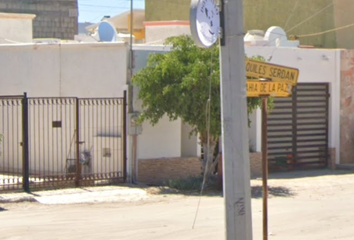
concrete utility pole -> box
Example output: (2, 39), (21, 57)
(219, 0), (253, 239)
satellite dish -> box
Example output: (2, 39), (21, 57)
(98, 21), (117, 42)
(264, 26), (287, 43)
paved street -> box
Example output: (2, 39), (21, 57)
(1, 169), (354, 240)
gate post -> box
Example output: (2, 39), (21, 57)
(123, 91), (127, 182)
(75, 98), (81, 187)
(22, 92), (30, 192)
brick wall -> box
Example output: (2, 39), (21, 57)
(250, 152), (262, 178)
(138, 154), (263, 185)
(138, 150), (335, 185)
(138, 157), (202, 185)
(0, 0), (78, 40)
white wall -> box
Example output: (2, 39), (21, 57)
(0, 42), (129, 177)
(0, 13), (35, 44)
(132, 45), (342, 162)
(246, 46), (341, 162)
(0, 42), (128, 97)
(133, 46), (196, 160)
(181, 122), (199, 157)
(138, 116), (182, 159)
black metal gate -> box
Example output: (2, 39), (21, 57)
(0, 95), (24, 191)
(267, 83), (329, 170)
(0, 93), (127, 192)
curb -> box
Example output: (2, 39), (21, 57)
(0, 195), (37, 204)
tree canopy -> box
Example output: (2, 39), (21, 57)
(132, 35), (268, 175)
(133, 35), (221, 142)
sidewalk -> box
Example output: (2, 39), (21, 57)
(0, 185), (148, 204)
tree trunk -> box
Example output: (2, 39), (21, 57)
(201, 139), (218, 178)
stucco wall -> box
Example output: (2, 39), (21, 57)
(145, 0), (189, 21)
(0, 0), (78, 39)
(0, 42), (129, 175)
(145, 0), (354, 48)
(133, 46), (200, 160)
(0, 13), (35, 44)
(340, 50), (354, 164)
(244, 0), (336, 48)
(333, 0), (354, 49)
(138, 116), (182, 159)
(0, 42), (128, 98)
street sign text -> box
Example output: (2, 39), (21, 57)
(245, 59), (299, 86)
(246, 81), (292, 97)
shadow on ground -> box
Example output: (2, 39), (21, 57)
(268, 168), (354, 180)
(0, 206), (7, 212)
(251, 185), (295, 199)
(143, 184), (295, 199)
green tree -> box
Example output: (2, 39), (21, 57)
(132, 35), (266, 176)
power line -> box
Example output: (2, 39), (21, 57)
(283, 0), (299, 30)
(286, 2), (334, 32)
(297, 22), (354, 38)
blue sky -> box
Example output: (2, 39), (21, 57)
(78, 0), (145, 23)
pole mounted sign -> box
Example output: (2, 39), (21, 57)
(190, 0), (220, 48)
(246, 81), (292, 97)
(245, 58), (299, 240)
(190, 0), (300, 239)
(245, 58), (299, 86)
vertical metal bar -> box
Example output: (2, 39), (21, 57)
(292, 87), (297, 168)
(262, 96), (268, 240)
(93, 100), (97, 177)
(56, 99), (60, 177)
(108, 100), (112, 176)
(75, 98), (81, 186)
(51, 100), (54, 180)
(82, 100), (86, 180)
(43, 99), (46, 180)
(100, 100), (104, 178)
(325, 84), (329, 167)
(123, 92), (127, 181)
(37, 99), (40, 178)
(22, 93), (30, 192)
(1, 99), (4, 175)
(11, 99), (14, 176)
(6, 100), (9, 176)
(60, 100), (64, 178)
(47, 100), (50, 183)
(68, 99), (72, 179)
(17, 99), (21, 183)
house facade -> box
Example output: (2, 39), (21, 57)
(145, 0), (354, 49)
(0, 0), (78, 39)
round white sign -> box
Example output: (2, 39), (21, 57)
(190, 0), (220, 48)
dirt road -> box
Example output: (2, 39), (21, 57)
(1, 169), (354, 240)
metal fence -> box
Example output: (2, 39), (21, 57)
(0, 93), (127, 192)
(0, 95), (24, 191)
(267, 83), (329, 170)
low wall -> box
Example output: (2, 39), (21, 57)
(250, 152), (262, 178)
(138, 157), (202, 185)
(137, 149), (335, 185)
(250, 148), (336, 177)
(138, 154), (262, 185)
(328, 148), (336, 169)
